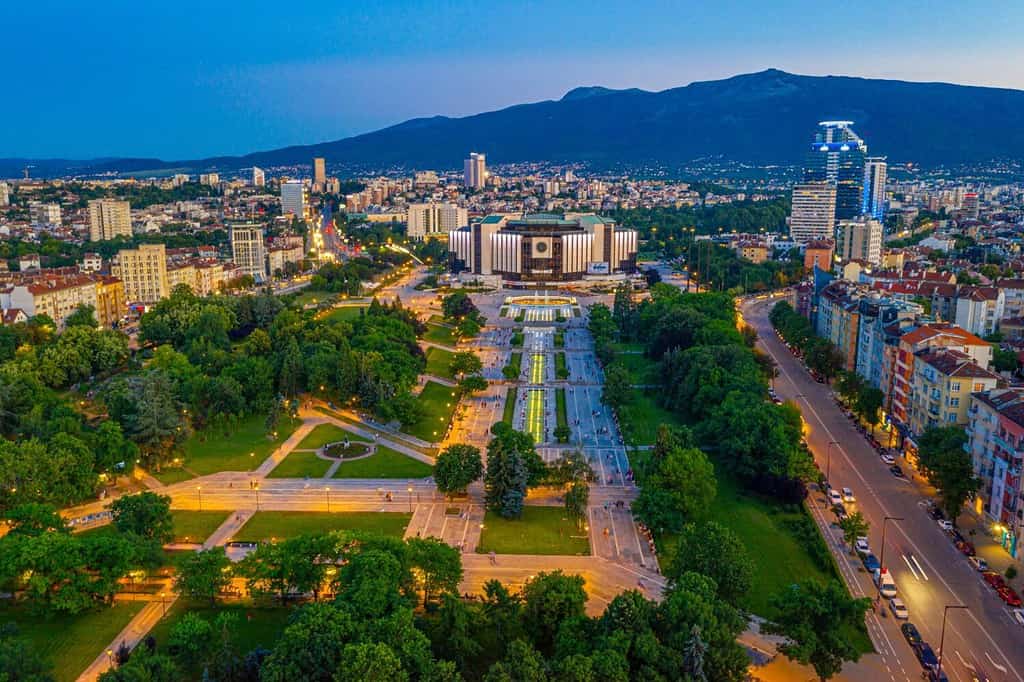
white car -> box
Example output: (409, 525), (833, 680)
(937, 519), (953, 531)
(1013, 608), (1024, 627)
(889, 597), (910, 620)
(855, 536), (870, 555)
(968, 556), (989, 572)
(842, 487), (855, 503)
(827, 489), (843, 506)
(881, 453), (896, 465)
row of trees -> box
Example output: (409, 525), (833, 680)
(770, 301), (845, 382)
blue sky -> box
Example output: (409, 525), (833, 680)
(3, 0), (1022, 159)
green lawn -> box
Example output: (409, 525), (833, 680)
(182, 415), (302, 475)
(428, 314), (448, 325)
(332, 445), (433, 479)
(172, 510), (230, 543)
(424, 323), (459, 347)
(511, 331), (524, 347)
(406, 381), (459, 442)
(506, 352), (522, 376)
(477, 507), (590, 556)
(268, 451), (333, 479)
(322, 305), (368, 323)
(617, 390), (679, 445)
(297, 423), (368, 450)
(292, 289), (336, 307)
(556, 388), (568, 430)
(503, 387), (518, 425)
(425, 347), (457, 379)
(151, 467), (196, 485)
(555, 352), (569, 379)
(554, 330), (565, 348)
(615, 352), (658, 384)
(0, 603), (145, 682)
(147, 600), (292, 656)
(234, 512), (411, 543)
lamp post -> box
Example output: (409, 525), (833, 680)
(407, 485), (414, 513)
(254, 482), (261, 511)
(196, 486), (202, 511)
(826, 441), (840, 484)
(937, 604), (968, 679)
(877, 516), (903, 596)
(159, 591), (167, 616)
(324, 487), (331, 513)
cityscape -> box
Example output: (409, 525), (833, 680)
(3, 3), (1024, 682)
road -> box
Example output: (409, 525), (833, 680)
(743, 295), (1024, 682)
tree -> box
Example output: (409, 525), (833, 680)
(484, 639), (549, 682)
(261, 603), (356, 682)
(666, 522), (753, 606)
(564, 481), (589, 530)
(4, 503), (66, 537)
(839, 512), (870, 551)
(174, 547), (232, 606)
(682, 625), (709, 682)
(0, 623), (53, 682)
(434, 444), (483, 497)
(167, 612), (215, 669)
(450, 351), (483, 378)
(553, 423), (572, 444)
(601, 364), (632, 408)
(336, 642), (408, 681)
(98, 647), (180, 682)
(765, 580), (871, 681)
(633, 446), (716, 534)
(917, 426), (978, 523)
(458, 374), (489, 396)
(484, 425), (546, 518)
(407, 537), (463, 606)
(109, 491), (173, 543)
(521, 571), (586, 653)
(804, 339), (844, 382)
(854, 387), (884, 430)
(64, 304), (99, 329)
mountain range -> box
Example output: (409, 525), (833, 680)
(6, 69), (1024, 178)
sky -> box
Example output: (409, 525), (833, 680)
(3, 0), (1023, 160)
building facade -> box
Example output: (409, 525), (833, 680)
(88, 199), (132, 241)
(407, 203), (468, 240)
(231, 225), (267, 282)
(863, 157), (888, 220)
(280, 181), (307, 219)
(967, 388), (1024, 557)
(835, 217), (883, 265)
(790, 182), (837, 243)
(464, 153), (486, 189)
(116, 243), (169, 303)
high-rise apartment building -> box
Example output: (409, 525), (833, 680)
(835, 217), (883, 265)
(313, 157), (326, 188)
(88, 199), (132, 241)
(29, 202), (62, 227)
(407, 203), (468, 240)
(962, 192), (980, 218)
(116, 243), (169, 303)
(789, 182), (837, 243)
(252, 167), (265, 187)
(280, 181), (307, 219)
(199, 173), (220, 186)
(230, 225), (267, 282)
(464, 152), (486, 189)
(805, 121), (867, 221)
(0, 181), (9, 206)
(863, 157), (887, 220)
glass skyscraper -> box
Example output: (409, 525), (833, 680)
(804, 121), (867, 221)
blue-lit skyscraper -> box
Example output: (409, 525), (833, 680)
(804, 121), (867, 221)
(862, 156), (887, 221)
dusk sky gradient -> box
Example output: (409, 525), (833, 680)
(4, 0), (1023, 159)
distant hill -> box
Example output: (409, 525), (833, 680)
(6, 69), (1024, 177)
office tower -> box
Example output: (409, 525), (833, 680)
(407, 203), (469, 240)
(29, 202), (62, 227)
(280, 180), (307, 219)
(0, 181), (9, 206)
(252, 167), (265, 187)
(805, 121), (866, 221)
(88, 199), (132, 241)
(199, 173), (220, 186)
(789, 182), (837, 243)
(230, 225), (267, 281)
(863, 157), (887, 220)
(313, 157), (326, 188)
(464, 152), (486, 189)
(835, 217), (883, 264)
(117, 243), (169, 303)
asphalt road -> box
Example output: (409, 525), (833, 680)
(743, 296), (1024, 682)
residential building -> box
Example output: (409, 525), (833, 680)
(280, 180), (307, 219)
(0, 181), (9, 207)
(252, 167), (265, 187)
(29, 202), (62, 227)
(835, 217), (883, 265)
(81, 253), (103, 272)
(313, 157), (326, 188)
(734, 240), (769, 264)
(171, 173), (191, 187)
(199, 173), (220, 186)
(116, 243), (169, 303)
(908, 347), (999, 437)
(230, 225), (267, 282)
(855, 296), (922, 390)
(193, 260), (227, 295)
(815, 282), (860, 371)
(167, 262), (197, 292)
(464, 152), (487, 189)
(803, 239), (835, 271)
(962, 192), (980, 219)
(967, 388), (1024, 557)
(88, 199), (132, 241)
(955, 286), (1005, 338)
(268, 243), (304, 277)
(863, 157), (887, 220)
(9, 274), (123, 328)
(407, 203), (468, 240)
(998, 279), (1024, 319)
(790, 182), (837, 243)
(94, 276), (126, 327)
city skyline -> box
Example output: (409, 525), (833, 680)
(2, 0), (1023, 158)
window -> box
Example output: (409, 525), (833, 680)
(950, 382), (961, 392)
(950, 397), (960, 407)
(948, 413), (958, 423)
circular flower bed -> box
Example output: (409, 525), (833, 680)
(324, 441), (371, 460)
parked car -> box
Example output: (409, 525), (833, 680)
(842, 487), (855, 502)
(828, 489), (843, 506)
(914, 641), (939, 669)
(1013, 608), (1024, 627)
(937, 519), (953, 531)
(874, 568), (898, 599)
(929, 506), (945, 521)
(889, 597), (909, 619)
(968, 556), (989, 572)
(862, 553), (881, 572)
(997, 585), (1022, 607)
(955, 539), (976, 557)
(890, 465), (905, 477)
(982, 571), (1006, 589)
(855, 536), (870, 555)
(881, 453), (896, 465)
(900, 622), (922, 647)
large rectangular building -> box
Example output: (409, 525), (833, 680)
(407, 203), (467, 240)
(88, 199), (132, 241)
(115, 243), (169, 303)
(464, 152), (486, 189)
(835, 217), (882, 265)
(231, 225), (267, 282)
(280, 181), (307, 219)
(789, 182), (837, 243)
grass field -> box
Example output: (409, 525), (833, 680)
(425, 347), (457, 379)
(617, 390), (679, 445)
(503, 387), (517, 424)
(182, 414), (302, 475)
(147, 600), (292, 656)
(292, 289), (336, 307)
(556, 388), (568, 430)
(615, 351), (658, 384)
(525, 388), (545, 444)
(505, 352), (522, 377)
(297, 423), (368, 450)
(554, 330), (565, 348)
(322, 305), (368, 324)
(511, 331), (524, 347)
(477, 507), (590, 555)
(172, 510), (230, 543)
(151, 467), (195, 485)
(406, 381), (459, 442)
(234, 511), (410, 543)
(0, 603), (145, 682)
(332, 445), (433, 478)
(555, 352), (568, 379)
(267, 451), (333, 479)
(424, 323), (459, 347)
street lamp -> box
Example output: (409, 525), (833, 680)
(196, 486), (202, 511)
(937, 604), (968, 679)
(407, 485), (413, 513)
(825, 441), (840, 483)
(324, 486), (331, 513)
(877, 516), (903, 597)
(254, 482), (261, 510)
(158, 591), (167, 616)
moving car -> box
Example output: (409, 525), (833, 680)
(968, 556), (988, 571)
(889, 597), (909, 619)
(929, 506), (945, 521)
(842, 487), (855, 502)
(1013, 608), (1024, 627)
(900, 622), (922, 647)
